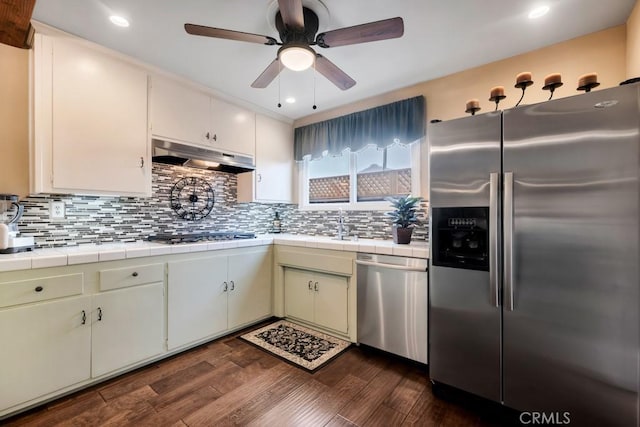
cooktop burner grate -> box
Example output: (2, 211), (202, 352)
(148, 231), (256, 244)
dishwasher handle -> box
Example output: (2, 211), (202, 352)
(355, 259), (427, 272)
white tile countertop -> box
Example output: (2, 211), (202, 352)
(0, 234), (429, 272)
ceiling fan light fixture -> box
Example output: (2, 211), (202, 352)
(278, 45), (315, 71)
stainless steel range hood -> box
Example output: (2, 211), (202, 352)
(152, 139), (255, 173)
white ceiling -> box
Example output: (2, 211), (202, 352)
(32, 0), (636, 121)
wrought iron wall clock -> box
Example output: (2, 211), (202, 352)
(170, 177), (215, 221)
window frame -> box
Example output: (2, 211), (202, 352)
(298, 141), (422, 211)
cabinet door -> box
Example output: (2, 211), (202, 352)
(167, 256), (228, 349)
(0, 296), (91, 411)
(283, 268), (314, 323)
(227, 249), (272, 329)
(313, 272), (349, 334)
(238, 115), (293, 203)
(150, 76), (211, 146)
(50, 38), (149, 195)
(91, 283), (164, 377)
(210, 97), (255, 156)
(255, 115), (293, 202)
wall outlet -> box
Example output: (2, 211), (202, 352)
(50, 201), (65, 219)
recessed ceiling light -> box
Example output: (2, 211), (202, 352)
(528, 5), (550, 19)
(285, 97), (296, 104)
(109, 15), (130, 27)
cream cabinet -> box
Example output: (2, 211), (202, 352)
(149, 75), (211, 146)
(167, 247), (272, 350)
(31, 34), (150, 196)
(275, 246), (356, 341)
(237, 114), (294, 203)
(284, 267), (349, 334)
(227, 250), (272, 329)
(150, 76), (256, 157)
(92, 264), (165, 377)
(167, 254), (228, 350)
(0, 293), (91, 412)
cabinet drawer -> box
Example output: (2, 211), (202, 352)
(99, 264), (164, 291)
(0, 274), (84, 308)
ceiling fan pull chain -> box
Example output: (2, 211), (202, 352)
(312, 59), (317, 110)
(277, 60), (282, 108)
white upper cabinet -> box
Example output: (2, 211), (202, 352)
(209, 97), (256, 156)
(237, 114), (293, 203)
(150, 76), (256, 157)
(149, 76), (211, 146)
(32, 34), (150, 196)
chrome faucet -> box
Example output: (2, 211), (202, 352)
(336, 208), (349, 240)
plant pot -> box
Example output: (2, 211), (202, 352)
(392, 227), (413, 244)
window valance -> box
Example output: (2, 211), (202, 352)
(294, 95), (425, 161)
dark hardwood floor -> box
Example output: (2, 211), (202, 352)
(4, 322), (511, 426)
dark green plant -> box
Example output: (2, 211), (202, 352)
(385, 195), (423, 228)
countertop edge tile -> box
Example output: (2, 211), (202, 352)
(0, 257), (33, 272)
(67, 252), (100, 265)
(31, 254), (69, 269)
(98, 250), (126, 262)
(0, 235), (428, 271)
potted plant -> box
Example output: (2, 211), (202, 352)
(385, 195), (423, 244)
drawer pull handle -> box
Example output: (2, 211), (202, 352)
(230, 281), (235, 291)
(81, 310), (86, 325)
(35, 286), (43, 292)
(223, 282), (228, 292)
(308, 280), (313, 290)
(132, 272), (139, 277)
(98, 307), (103, 321)
(314, 282), (319, 292)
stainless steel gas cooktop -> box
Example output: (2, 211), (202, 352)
(148, 231), (256, 244)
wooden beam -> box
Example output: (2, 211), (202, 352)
(0, 0), (36, 49)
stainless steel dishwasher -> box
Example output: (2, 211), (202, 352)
(356, 253), (428, 364)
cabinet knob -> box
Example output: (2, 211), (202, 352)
(132, 272), (139, 277)
(308, 280), (313, 290)
(81, 310), (86, 325)
(314, 282), (319, 292)
(257, 174), (262, 183)
(34, 286), (44, 292)
(230, 280), (235, 291)
(139, 157), (144, 168)
(212, 133), (217, 141)
(206, 132), (210, 140)
(223, 281), (228, 292)
(97, 307), (103, 321)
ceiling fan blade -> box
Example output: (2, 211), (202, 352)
(278, 0), (304, 30)
(315, 55), (356, 91)
(185, 23), (277, 45)
(316, 17), (404, 48)
(251, 59), (282, 88)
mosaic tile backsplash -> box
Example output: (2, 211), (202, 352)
(16, 163), (428, 248)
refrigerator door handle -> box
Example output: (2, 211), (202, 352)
(489, 172), (500, 307)
(504, 171), (515, 311)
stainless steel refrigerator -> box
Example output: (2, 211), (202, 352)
(428, 83), (639, 426)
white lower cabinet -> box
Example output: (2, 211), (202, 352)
(0, 246), (274, 417)
(0, 295), (92, 411)
(167, 247), (272, 350)
(227, 250), (272, 329)
(284, 268), (349, 334)
(167, 255), (228, 350)
(91, 282), (164, 377)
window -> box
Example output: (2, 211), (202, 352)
(300, 142), (420, 210)
(308, 150), (350, 204)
